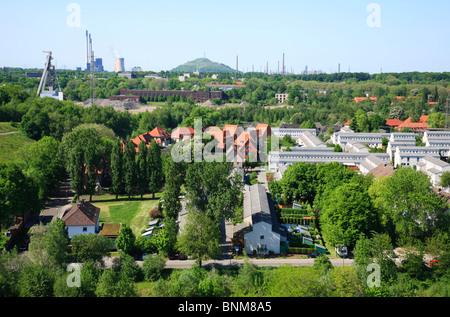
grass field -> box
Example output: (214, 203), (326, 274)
(79, 193), (163, 236)
(0, 131), (35, 163)
(0, 122), (19, 133)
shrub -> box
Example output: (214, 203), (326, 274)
(142, 254), (166, 282)
(287, 247), (315, 254)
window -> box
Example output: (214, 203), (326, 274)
(260, 235), (265, 240)
(83, 227), (87, 232)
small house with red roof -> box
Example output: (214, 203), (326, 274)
(149, 126), (172, 147)
(61, 200), (100, 238)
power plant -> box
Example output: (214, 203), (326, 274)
(85, 30), (104, 72)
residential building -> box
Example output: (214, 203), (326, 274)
(398, 116), (428, 132)
(387, 141), (417, 161)
(332, 132), (390, 148)
(423, 131), (450, 147)
(275, 93), (289, 104)
(61, 200), (100, 239)
(233, 184), (283, 255)
(149, 126), (172, 147)
(272, 128), (317, 140)
(417, 155), (450, 189)
(268, 150), (390, 172)
(298, 131), (327, 148)
(394, 146), (446, 168)
(360, 155), (386, 175)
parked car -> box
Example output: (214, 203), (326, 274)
(307, 251), (322, 258)
(178, 253), (187, 260)
(335, 244), (348, 258)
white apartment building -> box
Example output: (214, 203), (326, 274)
(417, 155), (450, 189)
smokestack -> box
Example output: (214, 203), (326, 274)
(236, 56), (238, 75)
(282, 53), (285, 75)
(86, 30), (89, 68)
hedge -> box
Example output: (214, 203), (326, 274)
(280, 208), (309, 215)
(287, 247), (316, 254)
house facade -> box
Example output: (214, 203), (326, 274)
(233, 184), (283, 255)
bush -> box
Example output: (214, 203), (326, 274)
(287, 247), (316, 254)
(142, 254), (166, 282)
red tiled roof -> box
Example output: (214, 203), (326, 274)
(150, 126), (170, 138)
(62, 201), (100, 227)
(386, 119), (403, 127)
(354, 97), (378, 103)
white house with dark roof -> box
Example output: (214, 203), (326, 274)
(61, 200), (100, 238)
(233, 184), (283, 255)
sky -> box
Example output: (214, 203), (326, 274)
(1, 0), (450, 74)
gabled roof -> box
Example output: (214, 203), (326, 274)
(386, 119), (403, 127)
(62, 201), (100, 227)
(150, 126), (170, 138)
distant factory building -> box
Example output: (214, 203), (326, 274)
(112, 88), (223, 103)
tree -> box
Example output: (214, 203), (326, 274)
(70, 234), (113, 264)
(333, 144), (343, 152)
(162, 158), (182, 220)
(85, 142), (99, 202)
(428, 112), (446, 129)
(95, 269), (137, 297)
(23, 136), (65, 200)
(142, 254), (166, 281)
(123, 140), (137, 198)
(110, 141), (124, 200)
(115, 224), (136, 255)
(331, 266), (363, 297)
(369, 167), (446, 243)
(18, 264), (55, 297)
(69, 144), (85, 200)
(148, 140), (163, 199)
(439, 171), (450, 188)
(319, 181), (378, 248)
(137, 141), (148, 199)
(0, 163), (40, 232)
(177, 209), (221, 267)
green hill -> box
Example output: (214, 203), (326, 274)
(171, 58), (236, 73)
(0, 130), (35, 163)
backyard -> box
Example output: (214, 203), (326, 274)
(78, 193), (163, 236)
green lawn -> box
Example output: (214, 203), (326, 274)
(79, 193), (163, 236)
(0, 122), (19, 133)
(0, 131), (35, 163)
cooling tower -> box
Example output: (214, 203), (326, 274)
(115, 58), (125, 72)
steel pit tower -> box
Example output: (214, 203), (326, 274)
(37, 51), (63, 101)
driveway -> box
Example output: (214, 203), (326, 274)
(39, 178), (75, 224)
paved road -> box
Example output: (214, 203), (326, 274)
(162, 257), (354, 269)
